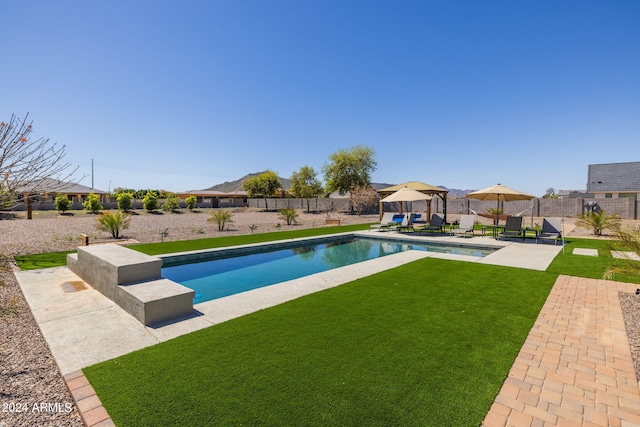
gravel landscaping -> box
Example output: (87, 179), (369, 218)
(1, 208), (639, 426)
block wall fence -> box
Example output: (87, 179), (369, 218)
(250, 197), (639, 219)
(11, 196), (639, 219)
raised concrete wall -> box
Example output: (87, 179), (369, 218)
(68, 245), (194, 325)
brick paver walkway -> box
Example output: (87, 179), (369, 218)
(483, 275), (640, 427)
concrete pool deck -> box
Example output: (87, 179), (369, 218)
(22, 232), (637, 425)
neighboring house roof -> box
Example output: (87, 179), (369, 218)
(177, 190), (248, 198)
(14, 178), (109, 194)
(587, 162), (640, 192)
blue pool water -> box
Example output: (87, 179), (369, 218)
(162, 237), (496, 304)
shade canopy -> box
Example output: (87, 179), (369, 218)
(377, 181), (447, 198)
(466, 184), (535, 226)
(380, 187), (433, 203)
(466, 183), (535, 202)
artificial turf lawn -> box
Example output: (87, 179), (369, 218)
(83, 258), (556, 426)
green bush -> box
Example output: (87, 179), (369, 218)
(117, 192), (133, 212)
(208, 210), (234, 231)
(185, 195), (197, 211)
(143, 191), (159, 212)
(96, 211), (131, 239)
(163, 195), (181, 212)
(54, 194), (71, 213)
(83, 193), (103, 214)
(279, 208), (299, 225)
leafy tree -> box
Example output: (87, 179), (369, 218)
(0, 113), (77, 210)
(576, 209), (621, 236)
(208, 209), (234, 231)
(83, 193), (102, 214)
(163, 194), (181, 212)
(290, 165), (323, 212)
(96, 211), (131, 239)
(279, 208), (299, 225)
(116, 192), (133, 212)
(349, 185), (378, 216)
(323, 145), (377, 196)
(185, 195), (197, 211)
(54, 194), (71, 213)
(543, 188), (558, 198)
(143, 191), (159, 212)
(243, 170), (282, 210)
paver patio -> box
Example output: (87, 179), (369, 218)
(483, 275), (640, 427)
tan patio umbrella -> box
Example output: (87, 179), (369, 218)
(380, 187), (432, 215)
(466, 183), (535, 225)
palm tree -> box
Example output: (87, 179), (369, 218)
(576, 209), (621, 236)
(605, 225), (640, 279)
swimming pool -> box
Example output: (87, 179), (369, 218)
(162, 236), (497, 304)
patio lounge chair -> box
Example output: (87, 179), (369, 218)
(384, 214), (405, 232)
(412, 213), (426, 224)
(536, 217), (562, 245)
(417, 214), (445, 235)
(450, 214), (476, 238)
(369, 212), (396, 231)
(498, 216), (523, 240)
(398, 213), (419, 232)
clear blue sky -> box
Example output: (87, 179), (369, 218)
(2, 1), (639, 197)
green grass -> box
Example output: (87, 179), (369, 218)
(546, 237), (640, 283)
(14, 250), (76, 270)
(84, 259), (556, 426)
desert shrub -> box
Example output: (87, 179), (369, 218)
(279, 208), (299, 225)
(54, 194), (71, 213)
(185, 195), (197, 211)
(83, 193), (103, 214)
(96, 211), (131, 239)
(576, 209), (621, 236)
(143, 191), (159, 212)
(117, 192), (133, 212)
(163, 195), (181, 212)
(208, 210), (234, 231)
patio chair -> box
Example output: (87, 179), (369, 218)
(536, 217), (562, 245)
(498, 216), (524, 241)
(450, 214), (476, 238)
(398, 213), (419, 232)
(417, 214), (445, 235)
(384, 214), (405, 232)
(412, 213), (426, 224)
(369, 212), (396, 231)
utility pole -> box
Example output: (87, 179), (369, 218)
(91, 158), (94, 189)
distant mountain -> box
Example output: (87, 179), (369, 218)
(204, 172), (292, 192)
(437, 186), (478, 197)
(204, 172), (394, 193)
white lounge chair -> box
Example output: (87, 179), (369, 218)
(450, 214), (476, 238)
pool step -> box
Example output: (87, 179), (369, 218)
(67, 245), (194, 325)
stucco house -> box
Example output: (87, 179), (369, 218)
(587, 161), (640, 199)
(15, 178), (109, 204)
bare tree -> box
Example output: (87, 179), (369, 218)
(349, 185), (378, 216)
(0, 114), (77, 210)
